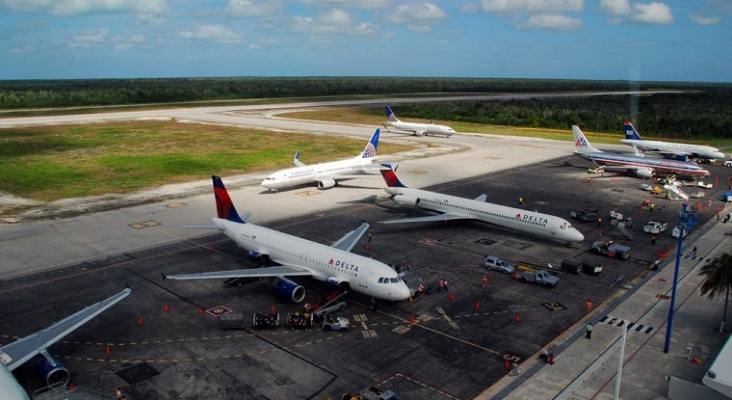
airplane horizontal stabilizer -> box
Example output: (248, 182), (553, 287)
(380, 213), (474, 224)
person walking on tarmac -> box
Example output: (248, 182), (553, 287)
(585, 323), (594, 339)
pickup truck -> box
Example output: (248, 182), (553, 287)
(590, 240), (631, 260)
(512, 269), (560, 288)
(643, 220), (668, 234)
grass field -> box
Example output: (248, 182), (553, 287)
(0, 120), (413, 201)
(280, 107), (627, 144)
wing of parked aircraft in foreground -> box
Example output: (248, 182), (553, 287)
(0, 287), (131, 372)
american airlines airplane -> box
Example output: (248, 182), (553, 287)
(573, 125), (710, 179)
(377, 165), (584, 244)
(163, 176), (411, 303)
(620, 120), (726, 161)
(261, 128), (385, 192)
(384, 106), (456, 137)
(0, 288), (131, 400)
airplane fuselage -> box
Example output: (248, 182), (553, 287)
(261, 157), (376, 190)
(213, 218), (411, 301)
(575, 151), (710, 176)
(384, 187), (584, 242)
(620, 139), (726, 160)
(386, 120), (455, 137)
(0, 364), (29, 400)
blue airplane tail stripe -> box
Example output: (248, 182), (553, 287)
(385, 106), (398, 122)
(213, 175), (244, 223)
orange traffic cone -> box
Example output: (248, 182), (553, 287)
(410, 316), (415, 324)
(515, 314), (520, 323)
(271, 305), (276, 313)
(199, 307), (205, 314)
(504, 359), (510, 369)
(105, 345), (111, 354)
(163, 304), (169, 313)
(70, 383), (75, 393)
(138, 316), (144, 325)
(475, 301), (480, 310)
(449, 293), (455, 302)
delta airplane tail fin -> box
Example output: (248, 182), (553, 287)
(360, 128), (381, 159)
(213, 175), (245, 223)
(379, 163), (407, 188)
(623, 120), (642, 140)
(572, 125), (600, 154)
(385, 106), (400, 123)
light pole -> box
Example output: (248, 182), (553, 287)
(664, 205), (697, 353)
(614, 319), (628, 400)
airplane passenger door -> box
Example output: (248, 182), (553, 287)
(551, 226), (557, 235)
(357, 266), (372, 289)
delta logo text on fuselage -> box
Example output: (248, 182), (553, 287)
(329, 258), (359, 273)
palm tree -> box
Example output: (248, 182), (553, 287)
(699, 252), (732, 333)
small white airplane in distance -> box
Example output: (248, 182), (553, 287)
(620, 120), (726, 161)
(573, 125), (710, 178)
(261, 128), (385, 192)
(0, 287), (131, 400)
(164, 175), (411, 303)
(377, 164), (585, 244)
(384, 106), (456, 137)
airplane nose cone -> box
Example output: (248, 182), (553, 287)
(395, 283), (411, 301)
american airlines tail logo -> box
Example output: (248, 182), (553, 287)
(575, 138), (588, 148)
(362, 143), (377, 158)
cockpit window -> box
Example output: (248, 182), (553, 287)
(389, 277), (399, 283)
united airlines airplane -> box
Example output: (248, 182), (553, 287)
(573, 125), (710, 178)
(378, 164), (584, 244)
(384, 106), (455, 137)
(163, 176), (411, 303)
(0, 288), (131, 400)
(620, 120), (726, 161)
(261, 128), (385, 192)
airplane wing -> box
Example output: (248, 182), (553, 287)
(474, 194), (487, 202)
(162, 265), (312, 281)
(381, 213), (474, 224)
(330, 222), (369, 252)
(0, 287), (131, 371)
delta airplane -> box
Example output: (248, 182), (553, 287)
(620, 120), (726, 161)
(163, 176), (411, 303)
(377, 165), (584, 244)
(261, 128), (385, 192)
(384, 106), (456, 137)
(572, 125), (710, 179)
(0, 287), (131, 400)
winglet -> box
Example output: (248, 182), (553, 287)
(361, 128), (380, 159)
(161, 272), (167, 281)
(385, 106), (399, 123)
(212, 175), (244, 223)
(623, 120), (642, 140)
(379, 163), (407, 188)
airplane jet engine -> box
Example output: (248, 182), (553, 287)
(393, 195), (421, 207)
(38, 351), (70, 388)
(414, 130), (425, 136)
(635, 168), (653, 179)
(317, 178), (337, 189)
(271, 277), (306, 303)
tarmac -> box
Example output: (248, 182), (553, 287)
(478, 204), (732, 400)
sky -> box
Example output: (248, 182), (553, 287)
(0, 0), (730, 82)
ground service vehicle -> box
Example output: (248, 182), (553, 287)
(322, 314), (351, 331)
(560, 259), (603, 275)
(512, 269), (560, 288)
(570, 208), (599, 223)
(643, 220), (668, 234)
(725, 160), (732, 168)
(219, 312), (247, 330)
(590, 240), (631, 260)
(341, 386), (403, 400)
(253, 312), (280, 329)
(484, 255), (516, 274)
(286, 312), (313, 330)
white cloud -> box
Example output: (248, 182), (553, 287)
(631, 2), (673, 24)
(385, 3), (448, 32)
(1, 0), (168, 16)
(513, 13), (583, 30)
(112, 34), (145, 51)
(476, 0), (583, 14)
(295, 0), (390, 10)
(689, 14), (720, 26)
(68, 28), (109, 48)
(292, 9), (379, 36)
(179, 25), (244, 44)
(599, 0), (630, 16)
(226, 0), (282, 17)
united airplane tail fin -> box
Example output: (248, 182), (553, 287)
(379, 163), (407, 188)
(360, 128), (381, 159)
(572, 125), (601, 154)
(293, 151), (306, 167)
(623, 120), (642, 140)
(212, 175), (245, 223)
(385, 106), (400, 123)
